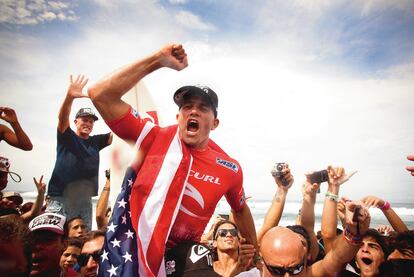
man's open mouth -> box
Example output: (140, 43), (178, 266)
(187, 119), (199, 132)
(361, 257), (373, 265)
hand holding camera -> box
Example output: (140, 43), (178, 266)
(345, 201), (370, 236)
(271, 163), (294, 188)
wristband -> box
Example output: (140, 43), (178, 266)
(343, 225), (362, 245)
(379, 201), (390, 211)
(103, 187), (110, 192)
(325, 191), (338, 202)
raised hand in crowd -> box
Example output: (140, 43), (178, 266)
(406, 154), (414, 176)
(362, 195), (408, 233)
(321, 166), (356, 253)
(58, 74), (89, 133)
(257, 163), (293, 244)
(0, 106), (33, 150)
(96, 169), (111, 230)
(300, 174), (322, 262)
(21, 175), (46, 223)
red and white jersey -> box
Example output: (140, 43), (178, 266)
(106, 106), (246, 247)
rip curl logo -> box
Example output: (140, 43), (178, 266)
(31, 214), (62, 228)
(189, 244), (210, 264)
(216, 158), (239, 173)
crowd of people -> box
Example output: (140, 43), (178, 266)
(1, 43), (414, 277)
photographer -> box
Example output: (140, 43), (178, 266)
(96, 169), (111, 230)
(257, 163), (293, 244)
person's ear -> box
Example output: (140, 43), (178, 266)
(211, 118), (219, 130)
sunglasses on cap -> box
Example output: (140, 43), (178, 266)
(77, 250), (102, 267)
(263, 257), (305, 276)
(215, 228), (239, 240)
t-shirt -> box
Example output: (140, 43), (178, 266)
(235, 267), (261, 277)
(107, 106), (246, 247)
(47, 127), (110, 197)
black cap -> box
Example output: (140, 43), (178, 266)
(75, 108), (99, 121)
(173, 85), (218, 117)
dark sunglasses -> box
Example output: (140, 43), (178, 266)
(263, 257), (305, 276)
(77, 250), (102, 267)
(215, 228), (239, 240)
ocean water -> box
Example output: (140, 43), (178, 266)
(211, 199), (414, 232)
(19, 192), (414, 232)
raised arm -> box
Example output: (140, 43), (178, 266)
(232, 204), (258, 256)
(0, 107), (33, 150)
(300, 177), (321, 262)
(362, 195), (408, 233)
(88, 44), (188, 121)
(96, 169), (111, 230)
(58, 74), (88, 133)
(257, 165), (293, 244)
(21, 175), (46, 223)
(321, 166), (356, 253)
(312, 201), (371, 277)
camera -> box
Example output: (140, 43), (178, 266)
(105, 169), (110, 180)
(271, 163), (290, 186)
(309, 169), (329, 184)
(271, 163), (287, 178)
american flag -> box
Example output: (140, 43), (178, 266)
(99, 167), (139, 276)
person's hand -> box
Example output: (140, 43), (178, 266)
(344, 200), (370, 236)
(377, 225), (393, 235)
(327, 166), (357, 187)
(406, 155), (414, 176)
(361, 195), (385, 209)
(67, 74), (89, 99)
(33, 175), (46, 195)
(303, 173), (321, 197)
(0, 107), (18, 124)
(238, 237), (256, 270)
(273, 164), (293, 191)
(159, 44), (188, 71)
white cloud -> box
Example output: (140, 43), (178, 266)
(169, 0), (188, 4)
(0, 0), (77, 25)
(175, 10), (216, 31)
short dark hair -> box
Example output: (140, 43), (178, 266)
(390, 230), (414, 256)
(0, 217), (33, 274)
(364, 228), (390, 258)
(67, 216), (84, 228)
(287, 225), (311, 252)
(66, 237), (83, 249)
(83, 230), (106, 244)
(212, 220), (239, 241)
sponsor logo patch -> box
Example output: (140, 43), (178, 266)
(189, 245), (210, 263)
(216, 158), (239, 173)
(131, 108), (139, 119)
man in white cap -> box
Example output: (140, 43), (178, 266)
(28, 212), (71, 277)
(46, 75), (112, 230)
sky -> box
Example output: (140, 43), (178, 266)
(1, 0), (414, 203)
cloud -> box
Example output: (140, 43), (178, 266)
(168, 0), (188, 4)
(0, 0), (78, 25)
(175, 10), (216, 31)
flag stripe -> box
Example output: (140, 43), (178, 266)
(138, 129), (184, 275)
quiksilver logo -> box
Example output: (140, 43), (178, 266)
(189, 245), (210, 263)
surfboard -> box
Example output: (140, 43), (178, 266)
(109, 81), (162, 208)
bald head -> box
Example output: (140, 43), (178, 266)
(261, 227), (308, 276)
